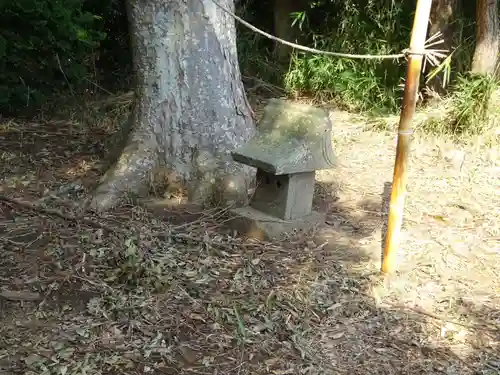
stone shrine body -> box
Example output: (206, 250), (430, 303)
(230, 99), (337, 239)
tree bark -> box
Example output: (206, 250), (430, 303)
(471, 0), (499, 75)
(89, 0), (255, 212)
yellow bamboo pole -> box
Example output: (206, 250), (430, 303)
(381, 0), (433, 274)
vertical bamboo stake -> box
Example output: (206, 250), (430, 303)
(381, 0), (432, 274)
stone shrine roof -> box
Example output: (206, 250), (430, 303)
(231, 99), (337, 175)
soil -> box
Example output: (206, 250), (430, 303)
(0, 97), (498, 375)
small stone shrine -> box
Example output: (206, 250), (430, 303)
(230, 99), (336, 239)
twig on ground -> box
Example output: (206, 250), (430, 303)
(0, 290), (42, 301)
(0, 195), (117, 233)
(0, 194), (252, 252)
(72, 274), (116, 293)
(392, 304), (500, 333)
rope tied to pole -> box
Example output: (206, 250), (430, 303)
(398, 130), (415, 136)
(209, 0), (448, 62)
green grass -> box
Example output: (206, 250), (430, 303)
(420, 73), (499, 137)
(236, 1), (478, 120)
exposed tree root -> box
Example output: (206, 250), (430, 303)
(89, 137), (158, 213)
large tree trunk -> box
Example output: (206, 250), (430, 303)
(424, 0), (457, 98)
(471, 0), (499, 74)
(89, 0), (255, 212)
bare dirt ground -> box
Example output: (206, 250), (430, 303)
(0, 95), (499, 375)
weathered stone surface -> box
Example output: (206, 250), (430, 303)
(231, 99), (336, 175)
(229, 206), (325, 240)
(251, 170), (315, 220)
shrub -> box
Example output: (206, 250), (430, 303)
(236, 0), (478, 116)
(84, 0), (132, 88)
(284, 0), (414, 114)
(0, 0), (106, 115)
(417, 73), (499, 138)
(236, 0), (284, 86)
(448, 73), (497, 135)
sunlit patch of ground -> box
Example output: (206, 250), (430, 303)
(315, 110), (500, 374)
(0, 95), (498, 375)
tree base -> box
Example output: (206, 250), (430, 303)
(89, 0), (256, 213)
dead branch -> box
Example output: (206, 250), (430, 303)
(0, 195), (117, 233)
(0, 290), (42, 301)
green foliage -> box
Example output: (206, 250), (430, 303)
(425, 15), (476, 92)
(84, 0), (132, 85)
(0, 0), (107, 115)
(420, 73), (499, 137)
(236, 0), (479, 117)
(284, 0), (413, 114)
(0, 0), (492, 140)
(236, 0), (415, 114)
(445, 17), (476, 81)
(236, 0), (284, 85)
(104, 236), (169, 291)
(447, 73), (497, 136)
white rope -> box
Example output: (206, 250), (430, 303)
(210, 0), (449, 62)
(211, 0), (407, 60)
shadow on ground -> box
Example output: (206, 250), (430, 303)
(0, 178), (498, 374)
(0, 104), (499, 375)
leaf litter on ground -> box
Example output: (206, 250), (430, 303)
(0, 93), (499, 375)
